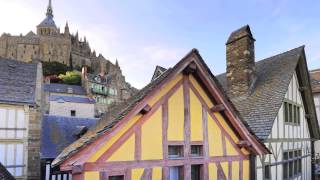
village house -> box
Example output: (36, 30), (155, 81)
(215, 25), (319, 180)
(41, 115), (98, 180)
(52, 46), (270, 179)
(0, 58), (43, 179)
(81, 65), (137, 117)
(44, 83), (96, 118)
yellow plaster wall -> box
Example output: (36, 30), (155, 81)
(207, 113), (223, 156)
(148, 74), (183, 106)
(208, 163), (217, 180)
(190, 89), (203, 141)
(107, 134), (135, 162)
(225, 137), (239, 156)
(132, 168), (144, 180)
(232, 161), (240, 180)
(213, 112), (239, 143)
(84, 171), (99, 180)
(168, 86), (184, 141)
(189, 75), (213, 107)
(141, 108), (163, 160)
(152, 167), (162, 180)
(243, 160), (249, 180)
(88, 114), (142, 162)
(221, 162), (228, 179)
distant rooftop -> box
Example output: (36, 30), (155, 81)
(41, 115), (98, 159)
(44, 83), (87, 95)
(0, 58), (38, 105)
(49, 95), (95, 104)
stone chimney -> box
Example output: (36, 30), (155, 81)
(226, 25), (256, 98)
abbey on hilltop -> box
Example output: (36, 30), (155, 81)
(0, 0), (111, 73)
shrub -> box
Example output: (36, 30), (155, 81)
(43, 62), (70, 76)
(58, 71), (82, 85)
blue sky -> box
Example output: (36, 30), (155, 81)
(0, 0), (320, 88)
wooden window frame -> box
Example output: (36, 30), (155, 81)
(283, 100), (301, 126)
(168, 143), (184, 159)
(190, 142), (203, 158)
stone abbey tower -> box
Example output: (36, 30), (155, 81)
(0, 0), (112, 73)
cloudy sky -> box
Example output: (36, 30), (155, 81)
(0, 0), (319, 88)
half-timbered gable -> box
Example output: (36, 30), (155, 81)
(216, 25), (320, 180)
(257, 72), (312, 180)
(52, 49), (269, 180)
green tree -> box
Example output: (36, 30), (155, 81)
(58, 71), (82, 85)
(43, 62), (70, 76)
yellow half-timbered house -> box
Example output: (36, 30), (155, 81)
(52, 49), (269, 180)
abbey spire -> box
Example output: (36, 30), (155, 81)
(46, 0), (53, 17)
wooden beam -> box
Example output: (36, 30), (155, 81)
(183, 62), (197, 75)
(140, 104), (151, 115)
(72, 165), (83, 174)
(210, 104), (225, 112)
(237, 140), (251, 148)
(299, 86), (307, 92)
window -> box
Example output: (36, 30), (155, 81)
(71, 110), (76, 117)
(191, 145), (203, 157)
(283, 101), (300, 125)
(283, 150), (302, 179)
(264, 164), (270, 180)
(169, 166), (183, 180)
(0, 143), (24, 176)
(0, 109), (26, 139)
(191, 165), (202, 180)
(168, 145), (183, 159)
(109, 175), (124, 180)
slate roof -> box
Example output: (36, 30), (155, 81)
(49, 95), (95, 104)
(0, 58), (38, 105)
(44, 83), (87, 95)
(216, 46), (319, 140)
(37, 15), (57, 28)
(0, 162), (15, 180)
(41, 115), (98, 159)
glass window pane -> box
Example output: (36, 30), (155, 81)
(168, 146), (183, 158)
(16, 110), (25, 128)
(289, 104), (292, 122)
(16, 144), (23, 166)
(7, 110), (15, 138)
(15, 167), (23, 176)
(7, 144), (14, 166)
(7, 167), (14, 176)
(0, 144), (5, 163)
(0, 108), (6, 128)
(191, 165), (201, 180)
(109, 176), (124, 180)
(169, 167), (181, 180)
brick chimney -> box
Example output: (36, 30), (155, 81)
(226, 25), (256, 98)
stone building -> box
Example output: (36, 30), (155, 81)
(44, 83), (95, 118)
(0, 0), (118, 74)
(82, 63), (138, 116)
(0, 58), (43, 180)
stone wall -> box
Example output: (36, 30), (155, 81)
(49, 101), (95, 118)
(27, 106), (42, 180)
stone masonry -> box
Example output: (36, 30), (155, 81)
(226, 25), (256, 98)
